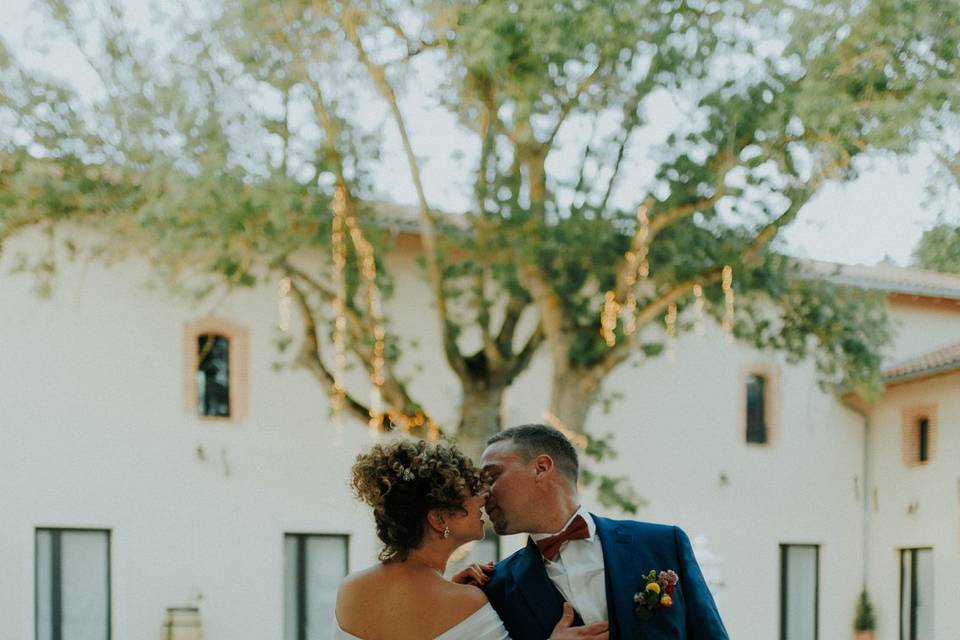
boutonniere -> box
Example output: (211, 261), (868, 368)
(634, 569), (678, 621)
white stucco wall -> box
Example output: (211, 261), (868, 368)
(866, 371), (960, 640)
(1, 226), (957, 639)
(886, 301), (960, 363)
(0, 228), (384, 638)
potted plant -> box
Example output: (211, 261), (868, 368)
(854, 590), (876, 640)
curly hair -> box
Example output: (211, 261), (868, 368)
(351, 439), (482, 562)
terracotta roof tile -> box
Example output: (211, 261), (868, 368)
(883, 343), (960, 383)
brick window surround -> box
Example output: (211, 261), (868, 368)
(901, 404), (937, 467)
(183, 317), (249, 422)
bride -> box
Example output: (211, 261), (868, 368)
(335, 439), (609, 639)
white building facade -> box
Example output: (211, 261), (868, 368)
(1, 227), (957, 640)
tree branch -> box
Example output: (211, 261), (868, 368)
(543, 60), (606, 149)
(474, 269), (501, 370)
(340, 7), (463, 374)
(494, 290), (533, 356)
(283, 261), (436, 430)
(649, 184), (729, 235)
(508, 324), (544, 381)
(519, 263), (571, 375)
(287, 277), (373, 424)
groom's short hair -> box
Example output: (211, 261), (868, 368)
(487, 424), (579, 484)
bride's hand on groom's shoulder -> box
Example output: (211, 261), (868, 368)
(549, 602), (609, 640)
(450, 561), (495, 586)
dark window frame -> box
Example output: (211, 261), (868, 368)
(779, 543), (820, 640)
(746, 373), (768, 444)
(35, 527), (112, 640)
(197, 333), (231, 418)
(917, 418), (929, 463)
(900, 547), (933, 640)
(284, 532), (350, 640)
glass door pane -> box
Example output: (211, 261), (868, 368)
(783, 545), (817, 640)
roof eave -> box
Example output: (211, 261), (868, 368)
(883, 362), (960, 388)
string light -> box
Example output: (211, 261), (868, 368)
(621, 204), (650, 337)
(621, 251), (639, 336)
(722, 265), (734, 342)
(636, 204), (650, 279)
(693, 284), (705, 336)
(600, 290), (621, 347)
(327, 185), (439, 438)
(665, 302), (678, 362)
(330, 186), (348, 418)
(277, 277), (291, 333)
(342, 212), (386, 433)
(601, 204), (652, 347)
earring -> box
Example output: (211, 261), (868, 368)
(443, 526), (450, 539)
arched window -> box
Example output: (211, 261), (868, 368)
(901, 406), (936, 467)
(741, 362), (778, 446)
(197, 334), (231, 417)
(184, 318), (249, 422)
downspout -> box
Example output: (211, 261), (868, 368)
(842, 396), (871, 592)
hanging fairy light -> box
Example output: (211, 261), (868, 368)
(326, 185), (435, 437)
(722, 265), (735, 342)
(621, 251), (639, 337)
(330, 186), (349, 417)
(600, 291), (621, 347)
(665, 302), (678, 362)
(621, 204), (650, 337)
(602, 204), (651, 346)
(277, 277), (291, 333)
(693, 284), (706, 336)
(342, 212), (387, 433)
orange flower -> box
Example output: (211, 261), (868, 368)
(660, 595), (673, 607)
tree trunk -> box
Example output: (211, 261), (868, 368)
(548, 368), (603, 435)
(456, 380), (508, 461)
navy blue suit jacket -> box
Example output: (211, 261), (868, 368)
(483, 516), (729, 640)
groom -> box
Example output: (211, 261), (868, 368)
(479, 424), (729, 640)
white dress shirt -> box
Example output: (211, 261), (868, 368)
(530, 506), (608, 625)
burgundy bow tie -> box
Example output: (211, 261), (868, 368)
(535, 515), (589, 561)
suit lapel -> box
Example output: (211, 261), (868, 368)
(509, 537), (566, 636)
(594, 515), (638, 639)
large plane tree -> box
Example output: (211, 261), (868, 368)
(2, 0), (957, 505)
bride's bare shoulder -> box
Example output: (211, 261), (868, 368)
(444, 580), (488, 605)
(336, 565), (387, 608)
(436, 580), (489, 620)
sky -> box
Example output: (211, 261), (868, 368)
(2, 0), (955, 269)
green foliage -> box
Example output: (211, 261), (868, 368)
(912, 223), (960, 274)
(580, 467), (647, 515)
(733, 258), (891, 401)
(854, 590), (876, 632)
(2, 0), (957, 453)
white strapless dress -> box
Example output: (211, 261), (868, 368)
(333, 602), (510, 639)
